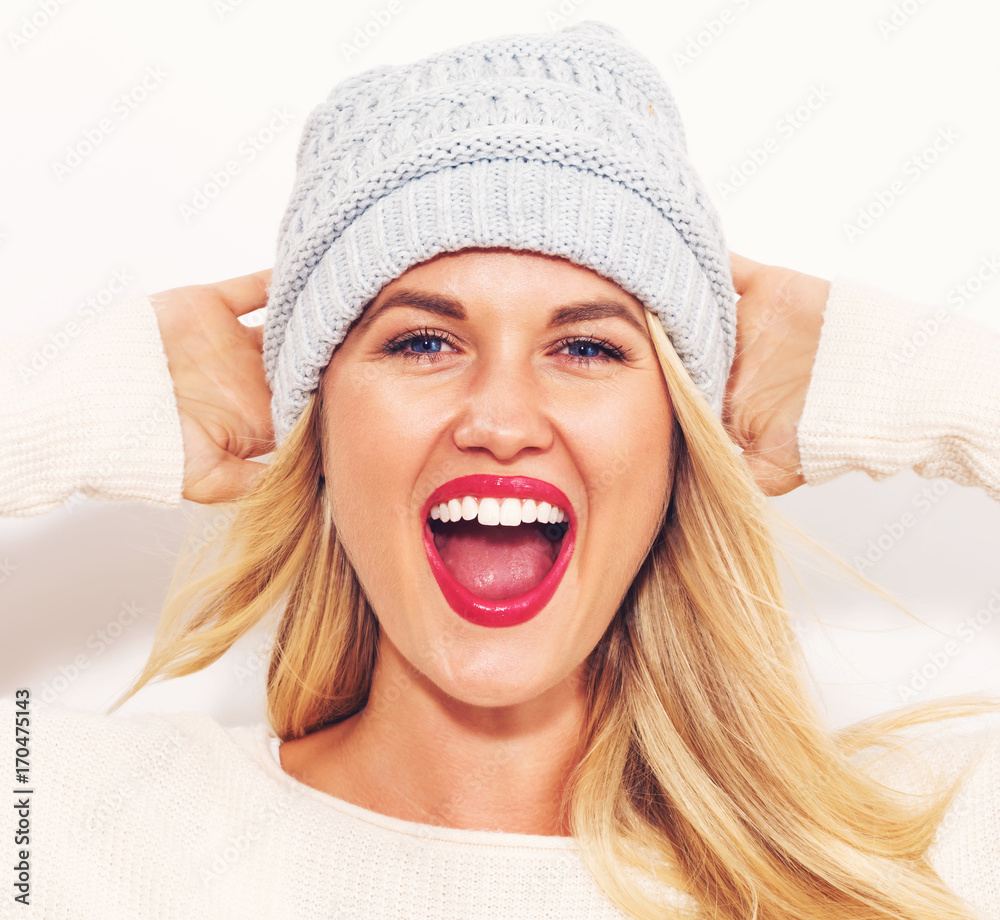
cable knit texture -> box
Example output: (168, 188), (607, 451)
(262, 20), (738, 444)
(798, 276), (1000, 500)
(0, 700), (997, 919)
(0, 293), (184, 517)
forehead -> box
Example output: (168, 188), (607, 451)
(369, 248), (648, 319)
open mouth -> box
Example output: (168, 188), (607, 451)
(429, 514), (569, 600)
(421, 477), (576, 628)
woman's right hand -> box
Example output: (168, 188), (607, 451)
(150, 269), (275, 504)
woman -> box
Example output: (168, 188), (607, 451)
(3, 19), (1000, 920)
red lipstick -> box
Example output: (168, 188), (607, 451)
(421, 475), (575, 627)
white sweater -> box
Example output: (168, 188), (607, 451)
(1, 278), (1000, 919)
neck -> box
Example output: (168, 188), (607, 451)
(280, 638), (588, 836)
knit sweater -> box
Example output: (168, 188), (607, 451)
(2, 277), (1000, 919)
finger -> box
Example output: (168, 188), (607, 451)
(729, 252), (760, 295)
(212, 268), (273, 317)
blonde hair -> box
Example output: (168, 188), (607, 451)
(117, 307), (997, 920)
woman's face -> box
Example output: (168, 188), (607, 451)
(319, 249), (674, 707)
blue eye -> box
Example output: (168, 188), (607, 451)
(554, 335), (628, 363)
(406, 337), (443, 354)
(381, 327), (457, 360)
(565, 340), (605, 359)
(381, 328), (629, 364)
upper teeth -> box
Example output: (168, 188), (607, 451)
(430, 497), (568, 526)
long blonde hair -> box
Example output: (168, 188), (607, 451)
(117, 307), (997, 919)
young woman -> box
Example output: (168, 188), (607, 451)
(3, 19), (999, 920)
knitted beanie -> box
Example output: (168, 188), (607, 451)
(263, 20), (736, 445)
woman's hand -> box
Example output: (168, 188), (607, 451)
(150, 269), (275, 504)
(723, 253), (831, 497)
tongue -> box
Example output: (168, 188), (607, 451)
(433, 520), (559, 601)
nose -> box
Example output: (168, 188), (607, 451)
(451, 354), (555, 461)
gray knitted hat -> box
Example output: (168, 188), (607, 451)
(263, 20), (736, 445)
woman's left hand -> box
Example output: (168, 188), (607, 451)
(723, 253), (831, 497)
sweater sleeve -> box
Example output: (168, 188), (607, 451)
(0, 292), (185, 517)
(797, 277), (1000, 502)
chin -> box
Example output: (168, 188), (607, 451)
(423, 637), (583, 711)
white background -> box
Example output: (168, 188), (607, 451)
(0, 0), (998, 730)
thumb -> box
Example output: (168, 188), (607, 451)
(187, 453), (269, 504)
(219, 454), (269, 501)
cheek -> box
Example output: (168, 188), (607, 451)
(321, 374), (407, 555)
(586, 380), (671, 497)
(320, 371), (445, 579)
(324, 367), (409, 483)
(573, 380), (673, 586)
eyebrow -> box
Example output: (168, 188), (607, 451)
(356, 289), (648, 336)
